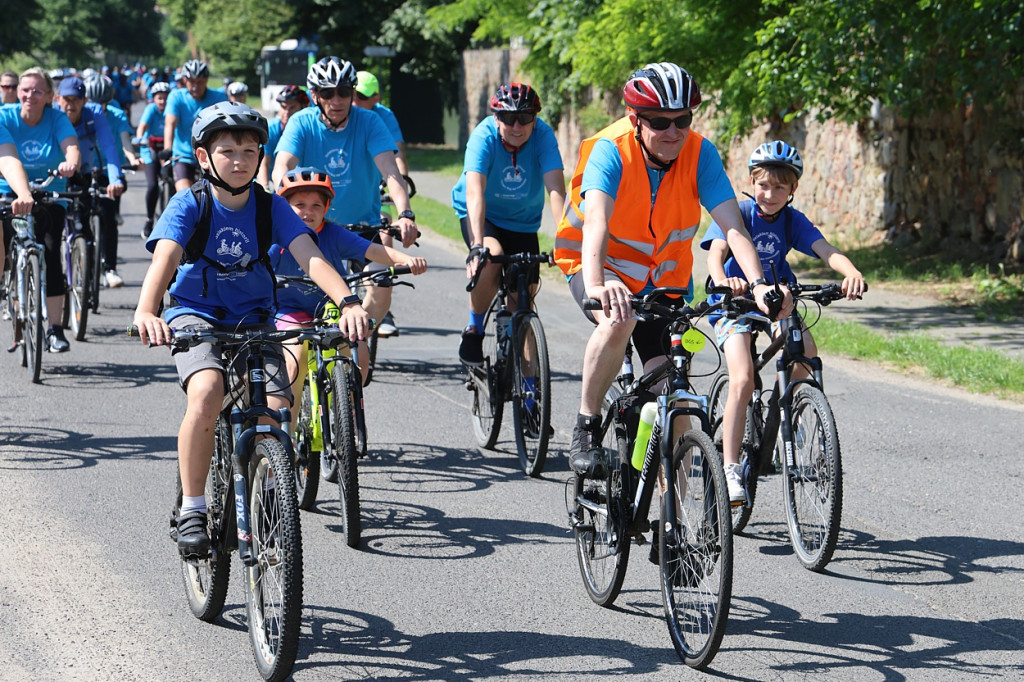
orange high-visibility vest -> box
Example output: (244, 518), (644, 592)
(554, 116), (703, 293)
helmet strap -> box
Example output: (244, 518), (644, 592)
(742, 191), (793, 222)
(633, 124), (674, 171)
(317, 102), (348, 130)
(499, 138), (523, 176)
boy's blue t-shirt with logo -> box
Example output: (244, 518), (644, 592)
(166, 87), (228, 164)
(276, 106), (396, 225)
(451, 116), (563, 233)
(0, 105), (77, 194)
(269, 220), (372, 316)
(148, 186), (313, 326)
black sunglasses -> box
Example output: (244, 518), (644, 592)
(495, 111), (537, 126)
(318, 86), (353, 101)
(639, 111), (693, 131)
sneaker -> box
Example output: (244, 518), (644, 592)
(46, 325), (70, 353)
(724, 462), (744, 504)
(568, 414), (606, 478)
(459, 325), (484, 366)
(104, 269), (124, 288)
(141, 219), (153, 239)
(176, 510), (210, 559)
(376, 311), (399, 338)
(115, 212), (124, 226)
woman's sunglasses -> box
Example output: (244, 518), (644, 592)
(639, 111), (693, 131)
(318, 86), (353, 101)
(495, 111), (537, 126)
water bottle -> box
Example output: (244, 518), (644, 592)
(631, 402), (658, 470)
(496, 310), (511, 345)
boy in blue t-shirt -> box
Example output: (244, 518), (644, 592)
(132, 102), (370, 559)
(701, 141), (866, 503)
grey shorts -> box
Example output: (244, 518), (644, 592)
(170, 314), (293, 405)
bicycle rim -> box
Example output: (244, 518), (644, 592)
(783, 387), (843, 572)
(662, 430), (732, 669)
(708, 373), (758, 534)
(89, 213), (102, 311)
(333, 362), (361, 548)
(512, 315), (551, 477)
(2, 267), (18, 361)
(24, 253), (42, 383)
(470, 298), (504, 448)
(245, 438), (303, 682)
(181, 416), (233, 621)
(294, 375), (320, 510)
(67, 236), (90, 340)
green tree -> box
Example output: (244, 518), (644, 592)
(190, 0), (298, 84)
(24, 0), (161, 66)
(0, 0), (42, 58)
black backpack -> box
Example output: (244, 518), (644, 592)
(173, 179), (278, 319)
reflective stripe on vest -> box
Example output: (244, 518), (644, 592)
(554, 116), (703, 293)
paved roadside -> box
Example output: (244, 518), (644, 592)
(412, 170), (1024, 363)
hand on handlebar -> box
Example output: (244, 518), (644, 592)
(401, 256), (428, 275)
(57, 161), (77, 178)
(588, 280), (634, 325)
(716, 276), (748, 298)
(752, 282), (794, 320)
(395, 217), (418, 248)
(107, 182), (126, 199)
(841, 275), (868, 300)
(338, 303), (371, 342)
(11, 194), (34, 216)
(465, 244), (487, 280)
(131, 312), (173, 347)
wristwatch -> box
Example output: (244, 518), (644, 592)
(748, 278), (769, 292)
(398, 209), (416, 221)
(339, 294), (361, 308)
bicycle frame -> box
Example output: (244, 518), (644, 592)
(8, 214), (49, 326)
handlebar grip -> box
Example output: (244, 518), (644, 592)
(390, 265), (413, 276)
(581, 298), (603, 311)
(127, 324), (139, 337)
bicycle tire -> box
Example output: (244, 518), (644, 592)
(661, 428), (733, 668)
(294, 375), (320, 510)
(573, 428), (630, 607)
(245, 437), (303, 682)
(24, 252), (43, 383)
(470, 298), (504, 448)
(181, 416), (233, 621)
(2, 266), (19, 362)
(320, 359), (339, 483)
(708, 373), (759, 534)
(364, 326), (379, 385)
(65, 236), (90, 341)
(88, 211), (103, 312)
(512, 314), (551, 477)
(782, 386), (842, 572)
(333, 361), (361, 548)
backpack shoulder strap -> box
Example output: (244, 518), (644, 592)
(183, 180), (213, 263)
(252, 183), (274, 265)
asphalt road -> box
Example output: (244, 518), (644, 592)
(0, 179), (1021, 681)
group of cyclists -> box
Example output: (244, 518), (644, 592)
(3, 54), (868, 608)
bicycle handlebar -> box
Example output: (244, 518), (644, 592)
(465, 249), (552, 292)
(127, 324), (348, 350)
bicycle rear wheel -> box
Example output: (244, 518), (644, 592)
(470, 298), (504, 448)
(181, 416), (233, 621)
(245, 437), (303, 682)
(512, 314), (551, 477)
(88, 212), (102, 312)
(708, 373), (759, 534)
(783, 386), (842, 572)
(23, 252), (43, 383)
(332, 361), (361, 548)
(65, 236), (91, 341)
(572, 427), (630, 607)
(294, 375), (320, 510)
(661, 429), (732, 669)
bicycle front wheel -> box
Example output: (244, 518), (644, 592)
(65, 236), (91, 341)
(783, 386), (842, 572)
(88, 212), (102, 312)
(661, 429), (733, 669)
(294, 375), (320, 510)
(512, 314), (551, 477)
(181, 416), (233, 621)
(332, 361), (361, 548)
(470, 298), (504, 448)
(245, 438), (303, 682)
(23, 252), (43, 383)
(708, 373), (759, 534)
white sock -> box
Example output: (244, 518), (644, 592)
(180, 495), (207, 515)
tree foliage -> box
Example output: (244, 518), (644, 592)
(22, 0), (162, 66)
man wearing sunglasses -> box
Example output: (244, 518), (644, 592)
(555, 62), (791, 478)
(454, 83), (565, 366)
(272, 56), (418, 344)
(353, 71), (409, 178)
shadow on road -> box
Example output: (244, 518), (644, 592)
(0, 424), (176, 470)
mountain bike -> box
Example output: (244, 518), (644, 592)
(276, 266), (413, 549)
(707, 281), (855, 572)
(339, 220), (419, 385)
(61, 187), (93, 341)
(464, 249), (553, 476)
(130, 323), (314, 682)
(2, 174), (74, 383)
(566, 288), (732, 668)
(68, 169), (116, 314)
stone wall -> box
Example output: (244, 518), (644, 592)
(461, 48), (1024, 261)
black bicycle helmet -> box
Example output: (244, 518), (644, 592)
(180, 59), (210, 80)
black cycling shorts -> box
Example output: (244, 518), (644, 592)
(460, 217), (540, 286)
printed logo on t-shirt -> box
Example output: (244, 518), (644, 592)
(754, 232), (783, 264)
(325, 148), (350, 177)
(500, 165), (526, 192)
(212, 225), (252, 279)
(20, 140), (45, 163)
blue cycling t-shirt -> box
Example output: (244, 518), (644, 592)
(451, 116), (563, 233)
(371, 103), (404, 144)
(103, 105), (132, 167)
(138, 102), (166, 165)
(0, 122), (13, 147)
(166, 87), (228, 164)
(76, 103), (123, 185)
(147, 186), (313, 325)
(269, 220), (372, 316)
(276, 106), (396, 225)
(265, 117), (284, 162)
(700, 199), (825, 325)
(0, 105), (76, 194)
